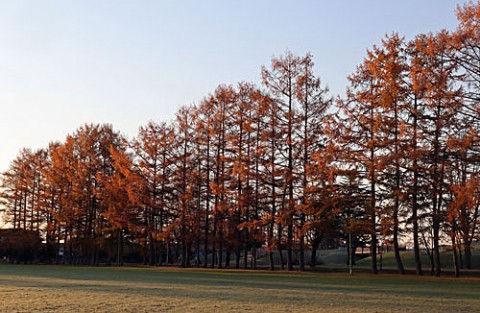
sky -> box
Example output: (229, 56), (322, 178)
(0, 0), (471, 173)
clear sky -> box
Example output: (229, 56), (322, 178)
(0, 0), (470, 173)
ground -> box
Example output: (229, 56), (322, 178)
(0, 264), (479, 312)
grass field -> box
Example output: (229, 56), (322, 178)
(356, 249), (480, 271)
(0, 264), (479, 312)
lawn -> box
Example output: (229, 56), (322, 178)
(356, 250), (480, 271)
(0, 264), (479, 312)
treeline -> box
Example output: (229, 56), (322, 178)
(2, 2), (480, 276)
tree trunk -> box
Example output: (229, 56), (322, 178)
(310, 246), (318, 267)
(464, 241), (472, 270)
(286, 223), (293, 271)
(299, 229), (305, 271)
(433, 222), (441, 276)
(204, 133), (211, 268)
(181, 239), (187, 267)
(195, 239), (201, 268)
(392, 100), (405, 275)
(412, 96), (423, 275)
(244, 231), (249, 269)
(226, 250), (231, 268)
(277, 224), (285, 270)
(451, 220), (460, 277)
(393, 222), (405, 274)
(211, 217), (216, 268)
(235, 231), (241, 269)
(217, 231), (223, 269)
(116, 229), (122, 266)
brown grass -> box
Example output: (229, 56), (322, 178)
(0, 264), (479, 312)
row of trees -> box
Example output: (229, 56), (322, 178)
(2, 2), (480, 276)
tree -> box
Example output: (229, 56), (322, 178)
(127, 121), (175, 265)
(48, 124), (122, 264)
(372, 33), (409, 275)
(295, 53), (331, 271)
(410, 31), (463, 276)
(262, 51), (302, 271)
(172, 106), (200, 267)
(340, 49), (386, 274)
(101, 146), (138, 266)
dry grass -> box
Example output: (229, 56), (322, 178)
(0, 264), (479, 312)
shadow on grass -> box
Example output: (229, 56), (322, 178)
(1, 264), (479, 301)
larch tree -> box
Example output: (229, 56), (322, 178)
(373, 33), (409, 275)
(449, 0), (480, 271)
(225, 82), (256, 269)
(196, 96), (216, 267)
(128, 121), (175, 265)
(101, 145), (138, 266)
(295, 53), (331, 271)
(410, 31), (463, 276)
(262, 51), (302, 271)
(406, 37), (430, 276)
(340, 46), (388, 274)
(172, 105), (200, 267)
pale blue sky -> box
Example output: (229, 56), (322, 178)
(0, 0), (469, 172)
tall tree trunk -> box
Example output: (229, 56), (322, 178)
(286, 91), (294, 272)
(226, 250), (231, 267)
(277, 223), (285, 270)
(412, 97), (423, 275)
(464, 241), (472, 270)
(393, 104), (405, 275)
(299, 219), (305, 271)
(204, 136), (211, 268)
(243, 237), (249, 270)
(217, 232), (223, 269)
(116, 229), (122, 266)
(268, 216), (275, 270)
(195, 239), (201, 268)
(451, 220), (460, 277)
(287, 223), (293, 271)
(211, 216), (216, 268)
(370, 110), (378, 275)
(181, 238), (187, 268)
(433, 206), (441, 277)
(310, 234), (321, 267)
(432, 101), (446, 277)
(268, 129), (277, 271)
(235, 240), (241, 269)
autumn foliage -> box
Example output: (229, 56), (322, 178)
(2, 2), (480, 276)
